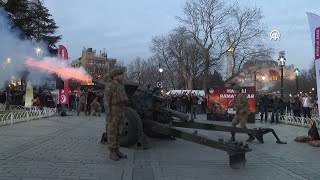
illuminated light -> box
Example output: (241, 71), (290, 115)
(35, 47), (42, 56)
(261, 76), (266, 80)
(6, 58), (11, 64)
(159, 68), (163, 73)
(289, 94), (292, 97)
(25, 57), (92, 82)
(312, 88), (315, 91)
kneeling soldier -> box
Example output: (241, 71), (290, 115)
(230, 84), (255, 142)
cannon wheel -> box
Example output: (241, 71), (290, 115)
(120, 107), (143, 147)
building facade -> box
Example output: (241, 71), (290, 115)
(237, 54), (296, 92)
(71, 48), (117, 80)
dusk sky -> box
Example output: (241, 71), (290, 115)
(44, 0), (320, 70)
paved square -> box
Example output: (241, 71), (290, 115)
(0, 112), (319, 180)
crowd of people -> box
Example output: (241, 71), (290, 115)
(0, 88), (105, 117)
(258, 92), (318, 123)
(163, 92), (207, 119)
(0, 89), (56, 108)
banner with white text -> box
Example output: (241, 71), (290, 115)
(207, 86), (256, 123)
(58, 45), (69, 104)
(307, 12), (320, 115)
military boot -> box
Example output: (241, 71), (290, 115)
(109, 149), (120, 161)
(246, 134), (255, 142)
(116, 148), (127, 159)
(230, 132), (236, 142)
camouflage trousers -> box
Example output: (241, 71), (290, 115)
(78, 102), (87, 114)
(232, 112), (248, 128)
(91, 102), (101, 113)
(106, 114), (124, 150)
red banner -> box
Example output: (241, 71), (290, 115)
(58, 45), (69, 104)
(207, 86), (256, 123)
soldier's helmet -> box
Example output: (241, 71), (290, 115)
(109, 67), (126, 78)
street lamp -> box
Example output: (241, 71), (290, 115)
(278, 51), (286, 115)
(261, 75), (266, 81)
(294, 68), (300, 94)
(6, 57), (11, 64)
(35, 47), (42, 56)
(159, 67), (163, 73)
(158, 63), (163, 88)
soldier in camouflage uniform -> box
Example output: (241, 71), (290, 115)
(104, 67), (129, 161)
(77, 89), (88, 116)
(230, 84), (255, 142)
(90, 97), (101, 116)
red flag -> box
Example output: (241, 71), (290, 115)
(58, 45), (69, 61)
(58, 45), (69, 104)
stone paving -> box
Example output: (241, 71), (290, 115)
(0, 112), (319, 180)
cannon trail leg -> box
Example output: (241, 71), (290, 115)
(144, 120), (251, 169)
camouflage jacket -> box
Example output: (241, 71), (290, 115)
(233, 93), (249, 114)
(79, 92), (88, 103)
(103, 79), (128, 115)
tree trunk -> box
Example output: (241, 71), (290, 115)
(203, 49), (210, 92)
(186, 77), (193, 89)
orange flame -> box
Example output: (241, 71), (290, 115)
(25, 57), (92, 83)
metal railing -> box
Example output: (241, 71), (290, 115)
(259, 112), (320, 128)
(0, 104), (57, 126)
(280, 115), (320, 129)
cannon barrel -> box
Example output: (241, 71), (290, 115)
(159, 107), (189, 122)
(92, 79), (106, 86)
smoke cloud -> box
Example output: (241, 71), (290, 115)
(25, 57), (91, 82)
(0, 7), (91, 89)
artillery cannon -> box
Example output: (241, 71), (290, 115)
(95, 79), (286, 169)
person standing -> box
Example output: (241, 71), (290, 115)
(77, 89), (88, 116)
(230, 84), (255, 142)
(104, 67), (129, 161)
(190, 92), (199, 120)
(270, 93), (280, 124)
(302, 92), (312, 118)
(292, 94), (302, 117)
(259, 93), (269, 122)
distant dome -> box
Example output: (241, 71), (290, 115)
(243, 54), (278, 68)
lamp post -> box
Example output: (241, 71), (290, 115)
(158, 63), (163, 88)
(294, 68), (300, 94)
(278, 51), (286, 115)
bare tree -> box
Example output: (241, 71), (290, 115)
(167, 27), (203, 89)
(126, 57), (160, 88)
(177, 0), (268, 89)
(150, 28), (204, 89)
(150, 35), (179, 89)
(177, 0), (229, 90)
(226, 4), (270, 82)
(127, 57), (144, 85)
